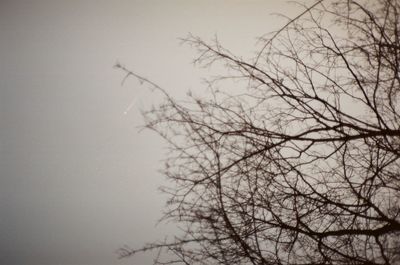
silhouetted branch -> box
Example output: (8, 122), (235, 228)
(118, 0), (400, 264)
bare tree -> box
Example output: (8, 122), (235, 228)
(116, 0), (400, 264)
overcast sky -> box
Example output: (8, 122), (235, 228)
(0, 1), (299, 264)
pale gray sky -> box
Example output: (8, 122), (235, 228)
(0, 1), (299, 264)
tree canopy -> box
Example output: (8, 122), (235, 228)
(116, 0), (400, 264)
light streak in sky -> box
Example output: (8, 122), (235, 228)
(123, 97), (137, 115)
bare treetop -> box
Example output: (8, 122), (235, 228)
(117, 0), (400, 264)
